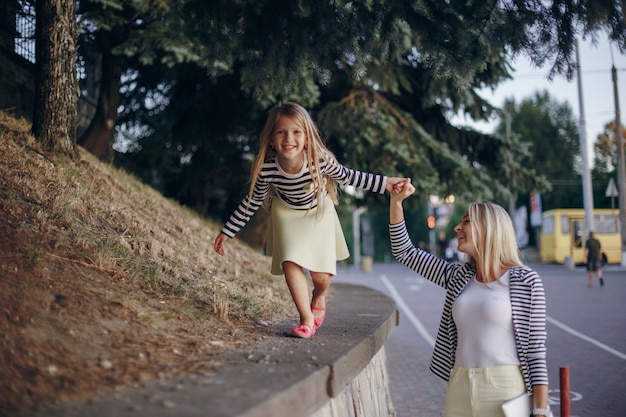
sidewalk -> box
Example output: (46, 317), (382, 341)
(28, 284), (398, 417)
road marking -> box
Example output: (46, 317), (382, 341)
(547, 316), (626, 361)
(381, 274), (435, 347)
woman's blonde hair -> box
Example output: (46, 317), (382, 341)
(248, 102), (338, 208)
(465, 201), (525, 283)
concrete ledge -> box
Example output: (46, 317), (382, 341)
(29, 283), (398, 417)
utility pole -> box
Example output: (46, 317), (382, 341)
(352, 205), (366, 269)
(575, 40), (595, 238)
(505, 112), (516, 221)
(611, 63), (626, 266)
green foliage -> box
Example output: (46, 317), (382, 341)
(79, 0), (626, 105)
(71, 0), (624, 225)
(594, 121), (625, 175)
(495, 90), (581, 210)
(592, 121), (626, 209)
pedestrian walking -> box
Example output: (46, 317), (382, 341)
(583, 231), (604, 287)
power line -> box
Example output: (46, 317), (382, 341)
(512, 68), (626, 79)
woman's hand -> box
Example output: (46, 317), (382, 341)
(390, 178), (415, 202)
(385, 177), (406, 194)
(213, 233), (229, 256)
(390, 178), (415, 224)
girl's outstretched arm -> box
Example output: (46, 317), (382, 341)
(390, 178), (414, 224)
(213, 233), (229, 256)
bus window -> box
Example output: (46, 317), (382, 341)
(542, 215), (554, 234)
(572, 220), (584, 248)
(594, 214), (618, 234)
(561, 215), (570, 234)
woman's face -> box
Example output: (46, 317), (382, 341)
(454, 212), (477, 258)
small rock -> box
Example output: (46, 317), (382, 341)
(162, 400), (176, 409)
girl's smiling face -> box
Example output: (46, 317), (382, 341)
(271, 115), (307, 171)
(454, 213), (477, 257)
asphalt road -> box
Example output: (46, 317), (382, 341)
(334, 261), (626, 417)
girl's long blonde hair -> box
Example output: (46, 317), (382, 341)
(248, 102), (338, 208)
(464, 201), (526, 283)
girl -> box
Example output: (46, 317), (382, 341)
(214, 102), (403, 338)
(389, 179), (550, 417)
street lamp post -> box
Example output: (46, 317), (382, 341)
(611, 64), (626, 266)
(575, 40), (595, 238)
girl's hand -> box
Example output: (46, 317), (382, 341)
(386, 177), (406, 194)
(214, 233), (229, 256)
(390, 178), (415, 202)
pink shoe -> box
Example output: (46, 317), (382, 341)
(291, 323), (316, 339)
(311, 294), (326, 330)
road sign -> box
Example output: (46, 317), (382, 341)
(605, 178), (619, 197)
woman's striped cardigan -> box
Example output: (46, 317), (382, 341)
(389, 221), (549, 393)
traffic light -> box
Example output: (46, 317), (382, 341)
(427, 215), (436, 229)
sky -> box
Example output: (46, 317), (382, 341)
(451, 33), (626, 161)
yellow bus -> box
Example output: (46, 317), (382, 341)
(540, 208), (622, 265)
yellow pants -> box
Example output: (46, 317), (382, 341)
(444, 365), (526, 417)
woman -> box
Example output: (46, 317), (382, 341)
(389, 179), (550, 417)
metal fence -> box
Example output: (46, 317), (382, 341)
(14, 0), (35, 63)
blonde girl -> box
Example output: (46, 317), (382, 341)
(214, 102), (403, 338)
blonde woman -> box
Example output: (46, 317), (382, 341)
(389, 179), (550, 417)
(214, 102), (403, 338)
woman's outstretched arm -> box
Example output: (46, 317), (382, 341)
(390, 178), (414, 224)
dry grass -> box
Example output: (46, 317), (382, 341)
(0, 111), (295, 416)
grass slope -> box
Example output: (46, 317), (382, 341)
(0, 113), (294, 416)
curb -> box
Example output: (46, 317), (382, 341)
(29, 283), (399, 417)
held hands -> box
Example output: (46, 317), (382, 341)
(389, 178), (414, 224)
(390, 178), (415, 203)
(213, 233), (229, 256)
(385, 177), (406, 194)
(215, 178), (413, 254)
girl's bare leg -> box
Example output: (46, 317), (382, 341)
(283, 261), (314, 327)
(310, 270), (333, 319)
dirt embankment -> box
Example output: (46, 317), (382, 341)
(0, 113), (294, 416)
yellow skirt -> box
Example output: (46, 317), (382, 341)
(266, 196), (350, 275)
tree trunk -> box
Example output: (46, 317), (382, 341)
(32, 0), (78, 156)
(77, 46), (121, 163)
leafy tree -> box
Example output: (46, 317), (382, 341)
(105, 1), (623, 252)
(592, 120), (626, 209)
(76, 0), (191, 161)
(23, 0), (625, 250)
(24, 0), (625, 161)
(74, 0), (625, 161)
(594, 120), (626, 174)
(495, 90), (581, 210)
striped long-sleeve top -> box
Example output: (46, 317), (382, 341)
(389, 221), (548, 394)
(221, 158), (388, 238)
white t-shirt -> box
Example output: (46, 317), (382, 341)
(452, 270), (521, 368)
